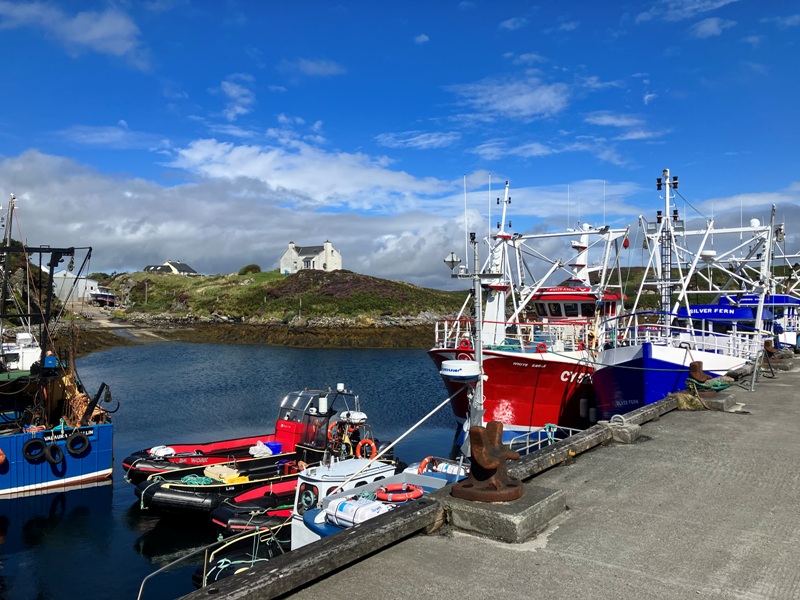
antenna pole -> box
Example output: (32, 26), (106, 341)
(0, 195), (15, 330)
(487, 175), (491, 241)
(463, 175), (469, 272)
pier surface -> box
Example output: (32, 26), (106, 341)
(281, 369), (800, 600)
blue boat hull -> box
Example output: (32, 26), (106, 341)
(593, 344), (691, 420)
(593, 342), (747, 421)
(0, 423), (113, 496)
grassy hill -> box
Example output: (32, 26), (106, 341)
(108, 269), (468, 321)
(103, 261), (796, 323)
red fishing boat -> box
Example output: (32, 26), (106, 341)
(429, 181), (629, 439)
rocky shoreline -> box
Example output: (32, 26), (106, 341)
(61, 311), (443, 358)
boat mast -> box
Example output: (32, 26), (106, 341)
(0, 194), (15, 336)
(481, 182), (512, 346)
(657, 169), (678, 334)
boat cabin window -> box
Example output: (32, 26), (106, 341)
(563, 303), (579, 318)
(581, 303), (596, 317)
(300, 413), (329, 447)
(298, 483), (318, 514)
(548, 303), (563, 317)
(280, 407), (304, 422)
(534, 303), (547, 317)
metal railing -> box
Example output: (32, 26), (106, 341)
(507, 424), (583, 455)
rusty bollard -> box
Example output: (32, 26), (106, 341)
(688, 360), (712, 383)
(451, 420), (524, 502)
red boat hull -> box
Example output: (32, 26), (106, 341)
(428, 347), (594, 431)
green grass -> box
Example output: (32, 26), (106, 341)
(109, 270), (467, 319)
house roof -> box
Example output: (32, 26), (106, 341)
(143, 260), (198, 274)
(294, 245), (324, 257)
(165, 260), (197, 274)
(144, 265), (172, 273)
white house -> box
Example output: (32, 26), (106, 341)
(279, 241), (342, 274)
(143, 260), (198, 276)
(52, 271), (99, 303)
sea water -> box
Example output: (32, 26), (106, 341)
(0, 342), (457, 600)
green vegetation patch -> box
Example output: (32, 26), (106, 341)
(108, 269), (465, 320)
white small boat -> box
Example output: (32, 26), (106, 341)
(194, 454), (466, 587)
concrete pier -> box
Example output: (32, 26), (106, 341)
(184, 366), (800, 600)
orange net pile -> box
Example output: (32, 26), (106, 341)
(59, 374), (110, 426)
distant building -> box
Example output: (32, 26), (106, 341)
(143, 260), (199, 276)
(279, 241), (342, 275)
(52, 271), (99, 302)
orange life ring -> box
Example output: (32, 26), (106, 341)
(458, 339), (472, 350)
(356, 438), (377, 459)
(327, 421), (339, 441)
(535, 342), (547, 353)
(417, 456), (438, 474)
(375, 483), (424, 502)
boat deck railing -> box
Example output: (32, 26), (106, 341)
(433, 318), (597, 354)
(598, 311), (769, 360)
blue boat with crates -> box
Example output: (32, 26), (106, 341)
(0, 193), (115, 497)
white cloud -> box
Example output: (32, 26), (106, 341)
(499, 17), (529, 31)
(690, 17), (736, 38)
(614, 129), (669, 141)
(0, 149), (466, 286)
(6, 148), (797, 288)
(509, 142), (553, 158)
(698, 186), (800, 214)
(218, 74), (257, 122)
(448, 77), (570, 121)
(414, 33), (429, 44)
(585, 112), (645, 128)
(741, 34), (762, 47)
(761, 14), (800, 28)
(0, 1), (148, 69)
(278, 58), (347, 77)
(510, 52), (547, 65)
(167, 138), (452, 214)
(375, 131), (461, 150)
(58, 124), (169, 150)
(580, 76), (624, 90)
(636, 0), (739, 23)
(643, 93), (657, 105)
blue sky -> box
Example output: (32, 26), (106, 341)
(1, 0), (798, 289)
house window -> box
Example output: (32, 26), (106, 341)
(303, 259), (312, 269)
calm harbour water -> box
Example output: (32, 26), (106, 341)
(0, 342), (457, 600)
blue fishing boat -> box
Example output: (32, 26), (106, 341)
(592, 170), (776, 418)
(727, 293), (800, 351)
(0, 193), (114, 496)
